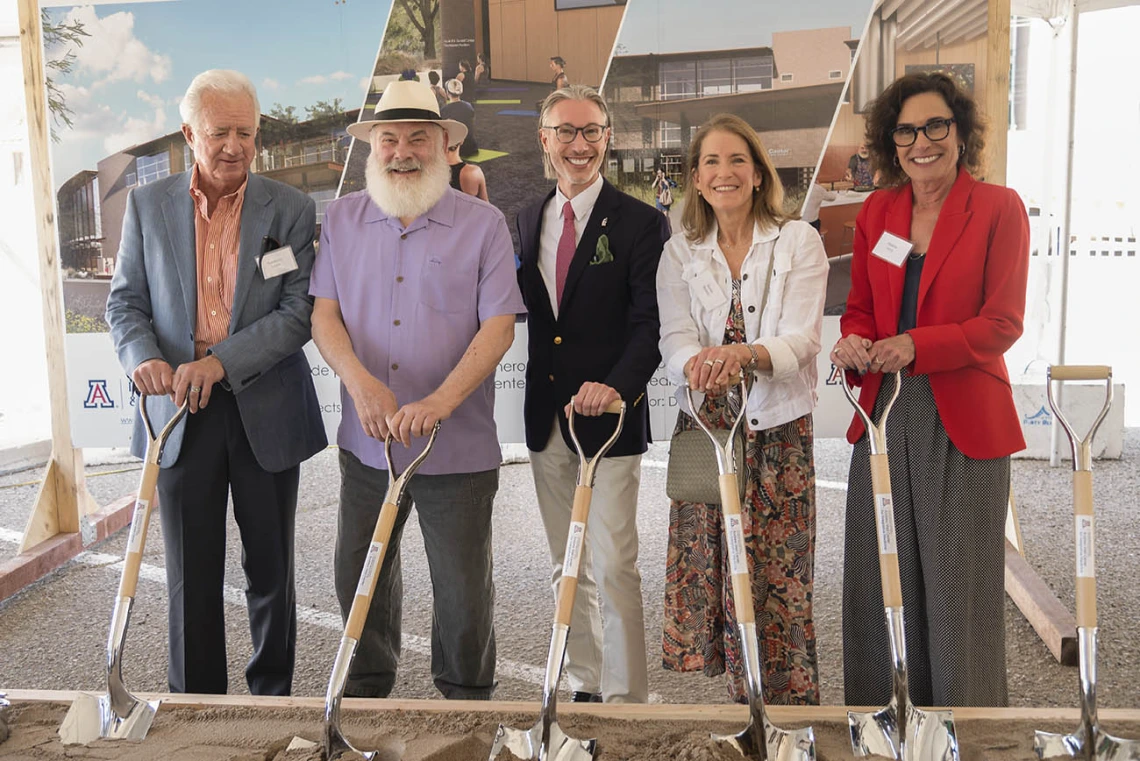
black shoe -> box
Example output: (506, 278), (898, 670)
(570, 691), (602, 703)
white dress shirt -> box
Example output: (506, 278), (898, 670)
(656, 218), (828, 430)
(538, 173), (604, 318)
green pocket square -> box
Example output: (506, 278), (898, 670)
(591, 234), (614, 265)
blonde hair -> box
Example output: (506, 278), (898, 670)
(681, 113), (789, 243)
(538, 84), (610, 181)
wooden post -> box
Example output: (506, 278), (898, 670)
(986, 0), (1011, 185)
(17, 0), (98, 552)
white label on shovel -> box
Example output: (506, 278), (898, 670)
(563, 521), (586, 579)
(875, 494), (897, 555)
(356, 541), (384, 596)
(726, 515), (747, 576)
(126, 499), (149, 554)
(1076, 516), (1095, 578)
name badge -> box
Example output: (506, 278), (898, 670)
(690, 268), (724, 312)
(258, 245), (298, 278)
(871, 231), (914, 267)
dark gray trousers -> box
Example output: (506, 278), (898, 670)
(334, 449), (498, 699)
(156, 387), (299, 696)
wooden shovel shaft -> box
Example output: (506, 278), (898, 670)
(1050, 365), (1111, 381)
(116, 461), (161, 600)
(718, 472), (755, 627)
(1073, 470), (1097, 629)
(344, 499), (400, 640)
(870, 453), (903, 609)
(555, 485), (593, 626)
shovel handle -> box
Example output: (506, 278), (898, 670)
(1073, 471), (1097, 629)
(1049, 365), (1111, 381)
(870, 454), (903, 609)
(554, 485), (593, 627)
(344, 500), (400, 640)
(116, 461), (160, 600)
(718, 472), (755, 627)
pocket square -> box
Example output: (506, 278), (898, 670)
(591, 234), (614, 265)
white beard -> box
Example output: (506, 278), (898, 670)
(365, 147), (451, 221)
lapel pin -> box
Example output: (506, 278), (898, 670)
(601, 217), (608, 228)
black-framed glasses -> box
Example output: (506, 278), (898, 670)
(541, 123), (607, 143)
(890, 117), (955, 147)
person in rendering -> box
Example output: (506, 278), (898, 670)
(656, 113), (827, 704)
(442, 78), (479, 158)
(517, 84), (669, 703)
(448, 139), (489, 201)
(550, 56), (569, 90)
(831, 72), (1030, 707)
(845, 142), (875, 187)
(105, 68), (327, 696)
(309, 80), (524, 699)
(428, 70), (447, 109)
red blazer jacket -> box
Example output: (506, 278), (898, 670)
(840, 169), (1030, 459)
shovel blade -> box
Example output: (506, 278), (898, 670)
(59, 691), (159, 745)
(1035, 728), (1140, 761)
(849, 704), (958, 761)
(713, 715), (816, 761)
(488, 720), (596, 761)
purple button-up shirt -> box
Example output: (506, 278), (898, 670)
(310, 187), (525, 475)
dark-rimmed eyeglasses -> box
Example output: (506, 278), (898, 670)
(890, 117), (955, 147)
(541, 123), (607, 144)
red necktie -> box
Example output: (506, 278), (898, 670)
(555, 200), (576, 306)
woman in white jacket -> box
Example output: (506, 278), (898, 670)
(657, 113), (827, 704)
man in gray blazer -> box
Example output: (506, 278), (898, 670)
(105, 69), (326, 696)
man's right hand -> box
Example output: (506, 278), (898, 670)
(348, 374), (399, 440)
(132, 358), (174, 397)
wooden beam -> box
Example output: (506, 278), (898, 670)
(986, 0), (1012, 185)
(16, 0), (97, 553)
(1005, 539), (1078, 666)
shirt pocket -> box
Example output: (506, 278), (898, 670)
(759, 245), (796, 334)
(418, 253), (477, 315)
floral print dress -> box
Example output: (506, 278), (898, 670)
(662, 280), (820, 705)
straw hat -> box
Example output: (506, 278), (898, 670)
(346, 80), (468, 145)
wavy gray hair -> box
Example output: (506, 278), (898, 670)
(179, 69), (261, 131)
(538, 84), (611, 181)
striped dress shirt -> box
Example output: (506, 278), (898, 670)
(189, 166), (247, 359)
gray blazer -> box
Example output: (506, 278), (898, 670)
(106, 171), (327, 471)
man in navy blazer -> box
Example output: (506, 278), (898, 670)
(517, 85), (668, 703)
(106, 69), (326, 696)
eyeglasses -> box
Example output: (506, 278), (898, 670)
(890, 117), (955, 147)
(541, 123), (607, 144)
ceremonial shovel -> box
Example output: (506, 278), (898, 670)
(841, 371), (958, 761)
(683, 380), (815, 761)
(488, 397), (626, 761)
(321, 423), (440, 761)
(1035, 365), (1140, 761)
(60, 396), (189, 745)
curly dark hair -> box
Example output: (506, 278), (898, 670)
(864, 72), (986, 187)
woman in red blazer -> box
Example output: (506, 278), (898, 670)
(831, 73), (1029, 708)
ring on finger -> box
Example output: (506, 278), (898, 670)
(713, 358), (725, 364)
(703, 359), (715, 367)
(190, 385), (202, 393)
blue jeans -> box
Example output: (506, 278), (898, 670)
(334, 449), (498, 699)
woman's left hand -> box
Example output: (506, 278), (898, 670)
(687, 345), (747, 395)
(868, 334), (916, 373)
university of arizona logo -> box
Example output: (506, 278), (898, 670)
(825, 364), (844, 385)
(84, 380), (115, 409)
(1023, 405), (1052, 426)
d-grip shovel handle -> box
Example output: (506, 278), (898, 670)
(343, 422), (442, 641)
(840, 372), (904, 610)
(1047, 365), (1113, 631)
(117, 396), (189, 601)
(554, 399), (626, 627)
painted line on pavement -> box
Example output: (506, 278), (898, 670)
(0, 527), (662, 702)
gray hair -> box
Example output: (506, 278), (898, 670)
(538, 84), (611, 181)
(179, 69), (261, 130)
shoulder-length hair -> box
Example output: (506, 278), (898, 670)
(864, 72), (987, 187)
(681, 113), (789, 243)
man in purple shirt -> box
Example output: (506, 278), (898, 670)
(309, 81), (524, 699)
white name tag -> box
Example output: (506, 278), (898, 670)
(691, 268), (724, 312)
(259, 245), (298, 278)
(871, 231), (914, 267)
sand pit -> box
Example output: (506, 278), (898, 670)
(0, 695), (1138, 760)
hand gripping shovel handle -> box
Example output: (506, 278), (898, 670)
(118, 396), (189, 601)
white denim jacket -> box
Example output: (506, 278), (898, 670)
(656, 218), (828, 431)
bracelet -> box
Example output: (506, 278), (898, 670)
(744, 343), (759, 374)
